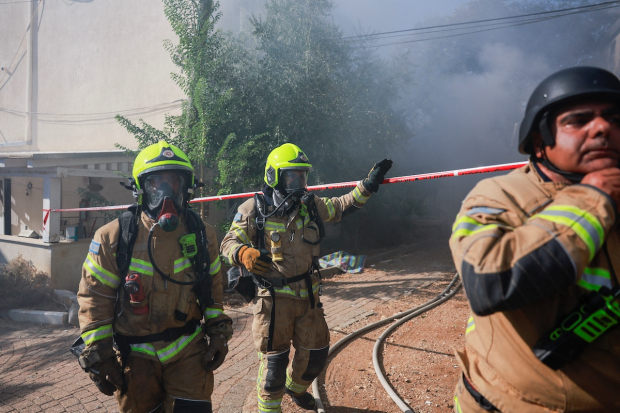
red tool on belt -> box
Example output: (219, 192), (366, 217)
(124, 273), (149, 314)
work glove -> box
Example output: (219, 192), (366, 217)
(362, 159), (393, 193)
(238, 246), (272, 275)
(88, 356), (124, 396)
(203, 322), (233, 371)
(78, 338), (124, 396)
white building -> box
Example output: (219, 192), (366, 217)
(0, 0), (259, 290)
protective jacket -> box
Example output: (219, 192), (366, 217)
(450, 161), (620, 412)
(221, 181), (371, 413)
(221, 181), (372, 296)
(78, 211), (230, 365)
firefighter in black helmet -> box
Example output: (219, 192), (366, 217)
(451, 67), (620, 412)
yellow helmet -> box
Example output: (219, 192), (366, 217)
(131, 141), (194, 207)
(264, 143), (312, 188)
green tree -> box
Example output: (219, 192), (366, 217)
(116, 0), (241, 165)
(214, 0), (412, 194)
(116, 0), (418, 249)
(116, 0), (248, 215)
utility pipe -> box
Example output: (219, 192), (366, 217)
(25, 0), (36, 145)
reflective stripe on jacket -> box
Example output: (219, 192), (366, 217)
(220, 181), (371, 299)
(77, 212), (230, 364)
(450, 162), (620, 412)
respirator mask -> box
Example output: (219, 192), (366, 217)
(273, 169), (309, 215)
(142, 171), (188, 231)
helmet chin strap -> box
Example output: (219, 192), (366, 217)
(535, 155), (586, 183)
(535, 114), (585, 183)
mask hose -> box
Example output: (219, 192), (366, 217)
(147, 222), (207, 286)
(254, 190), (305, 219)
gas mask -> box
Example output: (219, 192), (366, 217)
(142, 171), (188, 231)
(273, 169), (308, 216)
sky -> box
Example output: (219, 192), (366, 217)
(331, 0), (469, 36)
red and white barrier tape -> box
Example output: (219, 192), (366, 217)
(43, 161), (528, 215)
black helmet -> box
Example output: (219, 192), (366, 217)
(519, 66), (620, 155)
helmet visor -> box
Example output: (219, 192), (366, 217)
(280, 170), (308, 192)
(143, 171), (187, 210)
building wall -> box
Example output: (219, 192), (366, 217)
(0, 0), (262, 287)
(60, 175), (134, 239)
(0, 235), (90, 292)
(10, 177), (44, 235)
(0, 0), (184, 153)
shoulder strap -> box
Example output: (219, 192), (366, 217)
(185, 208), (210, 271)
(254, 195), (266, 250)
(116, 204), (139, 280)
(185, 208), (214, 307)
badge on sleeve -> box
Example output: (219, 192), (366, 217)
(89, 240), (101, 255)
(234, 213), (243, 222)
(466, 207), (506, 216)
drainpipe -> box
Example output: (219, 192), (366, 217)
(24, 0), (35, 145)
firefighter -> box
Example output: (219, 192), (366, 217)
(76, 141), (232, 413)
(450, 66), (620, 412)
(221, 143), (392, 412)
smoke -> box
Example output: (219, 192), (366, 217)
(390, 42), (551, 219)
(413, 43), (549, 168)
(385, 0), (619, 220)
(213, 0), (620, 243)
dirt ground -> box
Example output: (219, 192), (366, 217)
(319, 280), (468, 413)
(277, 241), (470, 413)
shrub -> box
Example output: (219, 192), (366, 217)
(0, 255), (54, 311)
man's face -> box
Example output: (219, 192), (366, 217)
(535, 101), (620, 174)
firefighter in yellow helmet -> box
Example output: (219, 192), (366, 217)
(221, 143), (392, 412)
(75, 141), (232, 413)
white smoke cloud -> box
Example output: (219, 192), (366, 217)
(396, 42), (555, 218)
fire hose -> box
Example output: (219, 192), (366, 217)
(311, 274), (461, 412)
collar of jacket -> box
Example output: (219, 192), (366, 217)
(526, 160), (571, 197)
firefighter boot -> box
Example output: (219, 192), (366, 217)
(284, 388), (317, 411)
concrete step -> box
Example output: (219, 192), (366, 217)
(54, 289), (80, 326)
(4, 309), (68, 325)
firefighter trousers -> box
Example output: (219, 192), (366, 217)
(252, 295), (330, 413)
(453, 374), (500, 413)
(114, 337), (213, 413)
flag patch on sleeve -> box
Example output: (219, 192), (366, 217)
(234, 213), (243, 222)
(89, 240), (100, 255)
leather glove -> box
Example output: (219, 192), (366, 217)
(203, 334), (229, 371)
(238, 246), (272, 275)
(362, 159), (393, 193)
(88, 356), (124, 396)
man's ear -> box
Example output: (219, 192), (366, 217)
(531, 132), (544, 158)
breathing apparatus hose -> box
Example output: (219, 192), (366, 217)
(255, 190), (325, 246)
(147, 222), (208, 286)
(253, 189), (305, 220)
(311, 273), (461, 413)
